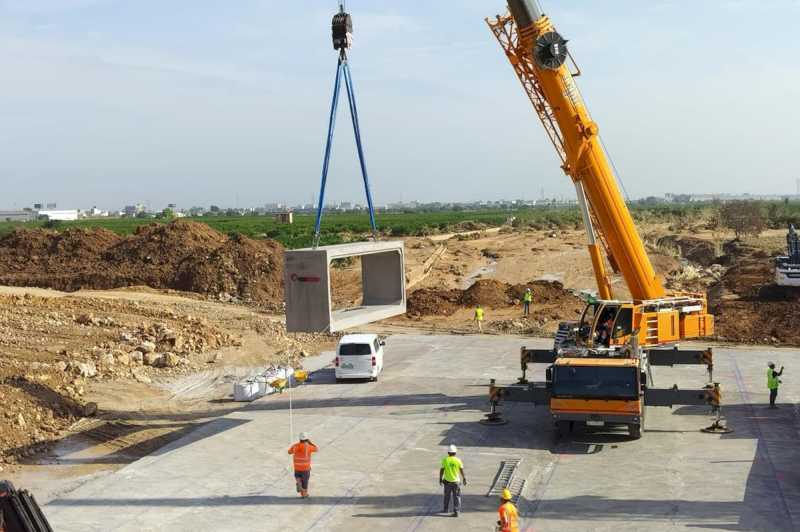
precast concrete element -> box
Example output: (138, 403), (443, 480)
(284, 241), (406, 332)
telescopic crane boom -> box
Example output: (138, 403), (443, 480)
(488, 0), (713, 348)
(484, 1), (724, 439)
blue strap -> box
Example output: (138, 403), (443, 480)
(342, 62), (378, 236)
(313, 59), (345, 246)
(312, 56), (378, 247)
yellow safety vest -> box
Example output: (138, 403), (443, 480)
(475, 307), (484, 321)
(767, 368), (779, 390)
(523, 291), (532, 303)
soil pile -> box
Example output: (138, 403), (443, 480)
(0, 221), (284, 305)
(657, 235), (718, 266)
(461, 279), (513, 308)
(176, 235), (284, 304)
(708, 243), (800, 344)
(408, 278), (583, 318)
(407, 288), (463, 316)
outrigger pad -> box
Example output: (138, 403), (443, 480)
(284, 241), (406, 333)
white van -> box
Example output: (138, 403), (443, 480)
(335, 334), (385, 382)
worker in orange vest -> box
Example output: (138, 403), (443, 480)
(497, 489), (519, 532)
(288, 432), (319, 498)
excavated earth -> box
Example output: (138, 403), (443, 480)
(709, 251), (800, 345)
(407, 278), (584, 321)
(0, 221), (284, 307)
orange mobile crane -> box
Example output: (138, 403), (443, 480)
(485, 1), (724, 438)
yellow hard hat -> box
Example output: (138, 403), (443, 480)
(501, 489), (512, 501)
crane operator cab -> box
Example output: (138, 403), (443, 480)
(575, 301), (634, 350)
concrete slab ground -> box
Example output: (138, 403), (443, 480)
(44, 335), (800, 531)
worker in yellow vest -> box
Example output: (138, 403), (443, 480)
(497, 489), (519, 532)
(767, 362), (784, 409)
(522, 288), (532, 316)
(474, 304), (484, 333)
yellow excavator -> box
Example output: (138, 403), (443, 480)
(485, 1), (723, 438)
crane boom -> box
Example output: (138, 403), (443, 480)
(489, 1), (713, 348)
(484, 2), (720, 439)
(491, 1), (664, 301)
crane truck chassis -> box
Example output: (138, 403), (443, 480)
(484, 0), (722, 438)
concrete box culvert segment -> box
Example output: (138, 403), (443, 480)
(284, 241), (406, 332)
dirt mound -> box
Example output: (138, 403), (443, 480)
(105, 222), (226, 267)
(407, 288), (462, 316)
(408, 278), (583, 318)
(657, 235), (717, 266)
(0, 228), (121, 271)
(461, 279), (513, 308)
(176, 235), (284, 303)
(708, 251), (800, 344)
(0, 221), (284, 305)
(713, 300), (800, 345)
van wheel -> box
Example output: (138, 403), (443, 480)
(628, 423), (642, 439)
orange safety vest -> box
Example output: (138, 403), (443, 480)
(288, 441), (318, 472)
(498, 501), (519, 532)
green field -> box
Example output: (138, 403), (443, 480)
(0, 210), (521, 249)
(2, 201), (797, 249)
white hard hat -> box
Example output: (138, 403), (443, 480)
(448, 444), (457, 453)
(299, 432), (309, 441)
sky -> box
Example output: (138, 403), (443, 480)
(1, 0), (799, 211)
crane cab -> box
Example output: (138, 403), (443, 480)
(569, 297), (714, 351)
(576, 301), (634, 349)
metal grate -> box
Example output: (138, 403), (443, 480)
(487, 458), (526, 503)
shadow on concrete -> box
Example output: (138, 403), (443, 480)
(96, 392), (486, 422)
(45, 492), (773, 530)
(304, 367), (337, 385)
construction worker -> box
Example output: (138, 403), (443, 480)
(288, 432), (318, 498)
(522, 288), (532, 316)
(497, 488), (519, 532)
(474, 304), (484, 333)
(439, 444), (467, 517)
(767, 362), (785, 409)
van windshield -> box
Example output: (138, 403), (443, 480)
(339, 343), (371, 356)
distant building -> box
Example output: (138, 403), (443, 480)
(86, 206), (109, 217)
(123, 204), (146, 216)
(275, 211), (294, 224)
(46, 203), (57, 209)
(38, 209), (79, 221)
(0, 210), (38, 222)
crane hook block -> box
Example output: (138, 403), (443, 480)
(535, 31), (568, 70)
(332, 9), (353, 51)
